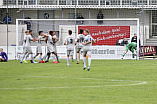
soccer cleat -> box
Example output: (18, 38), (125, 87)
(53, 61), (58, 64)
(77, 61), (79, 64)
(87, 67), (90, 71)
(41, 60), (45, 63)
(20, 61), (23, 63)
(23, 60), (28, 63)
(30, 59), (33, 63)
(57, 61), (60, 63)
(83, 66), (86, 70)
(121, 57), (123, 60)
(45, 60), (49, 63)
(67, 64), (70, 67)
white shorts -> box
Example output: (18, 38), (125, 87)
(23, 46), (32, 53)
(36, 46), (42, 53)
(83, 49), (91, 56)
(76, 48), (82, 52)
(47, 46), (53, 53)
(67, 50), (74, 56)
(52, 46), (57, 53)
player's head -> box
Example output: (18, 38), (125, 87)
(49, 31), (53, 36)
(68, 30), (72, 35)
(84, 29), (89, 36)
(134, 33), (137, 37)
(39, 31), (43, 36)
(25, 30), (29, 35)
(52, 31), (56, 35)
(0, 48), (3, 52)
(29, 30), (33, 35)
(80, 29), (83, 34)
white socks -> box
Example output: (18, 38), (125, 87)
(52, 55), (56, 62)
(21, 54), (25, 62)
(77, 53), (79, 62)
(88, 57), (91, 68)
(39, 55), (42, 62)
(31, 54), (34, 62)
(83, 57), (86, 67)
(67, 57), (69, 66)
(25, 53), (29, 60)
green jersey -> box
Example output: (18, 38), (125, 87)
(126, 42), (137, 53)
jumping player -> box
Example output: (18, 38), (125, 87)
(82, 29), (95, 71)
(75, 29), (85, 64)
(64, 30), (75, 67)
(122, 42), (137, 59)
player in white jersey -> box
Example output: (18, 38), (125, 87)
(51, 31), (60, 63)
(75, 29), (85, 64)
(43, 31), (59, 63)
(33, 31), (45, 63)
(82, 29), (95, 71)
(20, 30), (37, 63)
(64, 30), (75, 67)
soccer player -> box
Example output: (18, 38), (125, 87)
(75, 29), (85, 64)
(43, 31), (59, 63)
(122, 42), (137, 59)
(51, 31), (60, 63)
(82, 29), (95, 71)
(0, 48), (8, 62)
(64, 30), (75, 67)
(33, 31), (45, 63)
(20, 30), (37, 63)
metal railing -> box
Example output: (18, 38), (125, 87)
(2, 0), (157, 6)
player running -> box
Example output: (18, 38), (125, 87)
(20, 30), (37, 63)
(64, 30), (75, 67)
(33, 31), (45, 63)
(122, 42), (137, 59)
(75, 29), (85, 64)
(82, 29), (95, 71)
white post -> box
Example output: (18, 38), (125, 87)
(120, 0), (122, 6)
(147, 0), (149, 5)
(16, 19), (19, 60)
(57, 0), (59, 5)
(98, 0), (100, 6)
(137, 18), (140, 60)
(36, 0), (38, 5)
(16, 0), (18, 5)
(77, 0), (78, 5)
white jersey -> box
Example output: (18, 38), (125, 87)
(65, 35), (75, 50)
(52, 35), (57, 47)
(47, 35), (53, 47)
(77, 34), (85, 48)
(37, 36), (44, 47)
(83, 35), (94, 50)
(23, 35), (26, 47)
(23, 34), (33, 47)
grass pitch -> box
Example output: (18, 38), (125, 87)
(0, 60), (157, 104)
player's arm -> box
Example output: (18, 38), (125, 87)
(82, 38), (91, 45)
(92, 39), (95, 43)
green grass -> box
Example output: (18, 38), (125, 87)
(0, 60), (157, 104)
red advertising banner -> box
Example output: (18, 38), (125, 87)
(78, 26), (130, 45)
(140, 46), (156, 56)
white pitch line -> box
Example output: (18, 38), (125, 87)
(0, 81), (147, 90)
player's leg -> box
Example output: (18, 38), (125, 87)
(24, 53), (30, 60)
(70, 50), (74, 62)
(45, 53), (51, 63)
(34, 53), (39, 60)
(87, 51), (92, 71)
(67, 50), (70, 66)
(0, 58), (4, 62)
(52, 51), (59, 63)
(122, 46), (129, 59)
(130, 48), (135, 58)
(83, 50), (87, 70)
(20, 47), (27, 63)
(76, 48), (81, 64)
